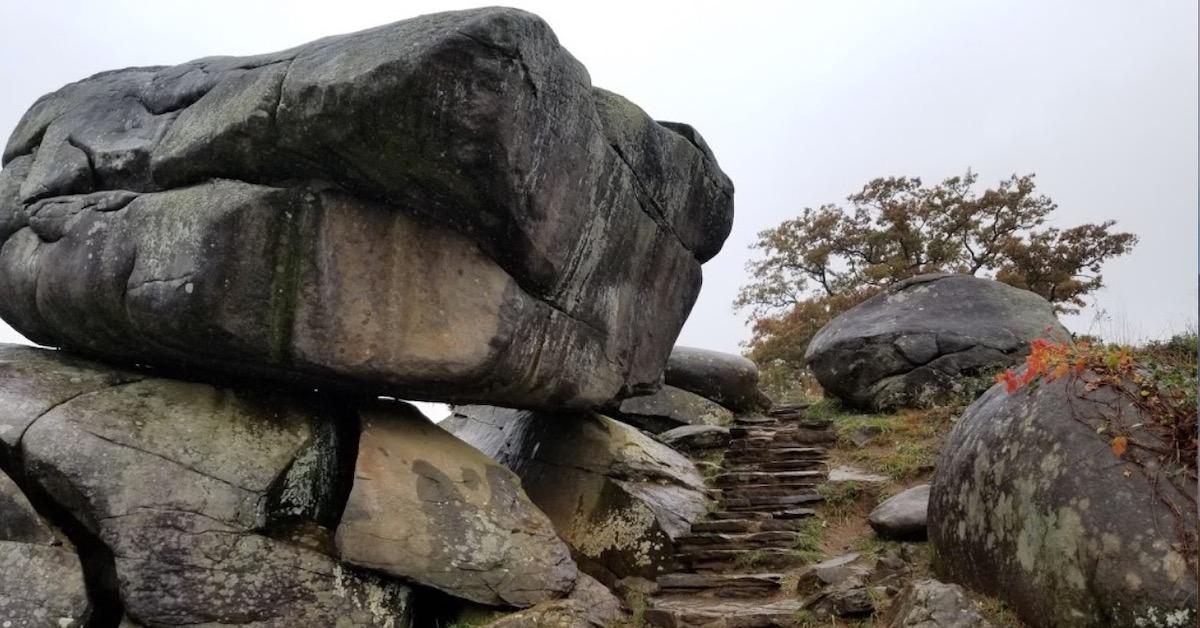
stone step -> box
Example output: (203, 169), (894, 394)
(656, 572), (784, 596)
(679, 548), (813, 571)
(713, 470), (824, 486)
(754, 459), (828, 472)
(691, 517), (816, 534)
(715, 486), (825, 498)
(725, 446), (827, 458)
(678, 530), (798, 549)
(719, 491), (822, 508)
(645, 607), (806, 628)
(733, 415), (778, 426)
(657, 572), (785, 589)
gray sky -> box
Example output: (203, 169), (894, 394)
(1, 0), (1196, 361)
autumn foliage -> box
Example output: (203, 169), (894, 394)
(996, 335), (1198, 471)
(736, 171), (1137, 371)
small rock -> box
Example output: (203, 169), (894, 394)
(796, 553), (875, 592)
(885, 579), (993, 627)
(869, 485), (930, 540)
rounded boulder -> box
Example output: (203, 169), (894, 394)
(805, 274), (1066, 411)
(929, 370), (1197, 627)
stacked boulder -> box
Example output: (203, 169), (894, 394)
(611, 346), (771, 434)
(0, 7), (733, 627)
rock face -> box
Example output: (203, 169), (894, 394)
(929, 372), (1197, 627)
(665, 346), (770, 412)
(805, 274), (1067, 411)
(613, 385), (734, 433)
(443, 406), (710, 583)
(336, 401), (576, 607)
(0, 469), (91, 627)
(885, 579), (993, 628)
(0, 343), (413, 627)
(0, 7), (734, 410)
(869, 484), (929, 541)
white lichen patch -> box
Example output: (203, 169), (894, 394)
(569, 503), (657, 565)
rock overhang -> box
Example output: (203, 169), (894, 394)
(0, 7), (734, 410)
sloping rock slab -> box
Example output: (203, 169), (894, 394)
(444, 406), (710, 583)
(0, 469), (90, 627)
(665, 346), (770, 412)
(805, 274), (1067, 411)
(657, 424), (731, 452)
(929, 372), (1197, 627)
(0, 7), (733, 410)
(337, 401), (576, 607)
(482, 573), (622, 628)
(612, 385), (734, 434)
(0, 344), (413, 627)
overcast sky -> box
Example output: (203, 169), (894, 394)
(0, 1), (1195, 363)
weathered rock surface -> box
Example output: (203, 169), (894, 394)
(443, 405), (710, 583)
(805, 274), (1067, 411)
(885, 579), (992, 628)
(665, 346), (770, 412)
(0, 343), (414, 627)
(657, 424), (731, 452)
(612, 385), (734, 433)
(929, 372), (1197, 627)
(336, 401), (576, 607)
(0, 7), (733, 410)
(869, 484), (929, 541)
(482, 573), (622, 628)
(0, 469), (91, 627)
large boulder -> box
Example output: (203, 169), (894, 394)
(805, 274), (1067, 411)
(0, 469), (91, 627)
(443, 406), (710, 584)
(0, 343), (414, 626)
(336, 401), (577, 607)
(0, 7), (733, 410)
(665, 346), (770, 412)
(929, 370), (1197, 627)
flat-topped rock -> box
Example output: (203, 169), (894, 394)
(0, 7), (733, 410)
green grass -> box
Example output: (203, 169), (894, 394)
(734, 548), (768, 569)
(791, 518), (825, 563)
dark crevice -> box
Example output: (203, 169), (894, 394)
(0, 453), (124, 627)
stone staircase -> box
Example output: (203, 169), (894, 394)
(645, 404), (836, 627)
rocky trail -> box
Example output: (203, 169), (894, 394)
(646, 404), (836, 627)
